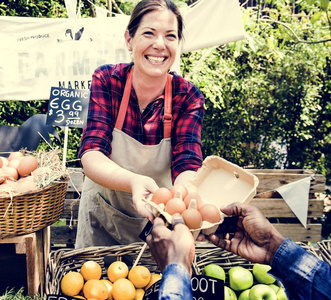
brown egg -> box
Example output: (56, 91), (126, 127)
(8, 151), (24, 161)
(0, 157), (9, 168)
(8, 159), (21, 170)
(151, 187), (172, 205)
(165, 197), (186, 215)
(182, 208), (203, 229)
(199, 203), (221, 223)
(17, 156), (38, 177)
(184, 192), (204, 210)
(170, 184), (188, 200)
(0, 169), (5, 184)
(2, 166), (19, 180)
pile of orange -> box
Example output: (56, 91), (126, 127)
(60, 260), (162, 300)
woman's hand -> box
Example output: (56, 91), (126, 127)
(81, 151), (158, 221)
(130, 174), (159, 221)
(207, 202), (285, 265)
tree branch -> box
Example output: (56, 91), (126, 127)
(260, 15), (331, 45)
(110, 0), (124, 14)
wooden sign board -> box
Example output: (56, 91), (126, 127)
(46, 87), (89, 128)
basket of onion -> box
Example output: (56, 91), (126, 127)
(0, 148), (69, 238)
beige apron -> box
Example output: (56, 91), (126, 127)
(75, 69), (173, 248)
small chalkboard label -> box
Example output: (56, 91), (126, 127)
(143, 275), (224, 300)
(191, 275), (224, 299)
(47, 87), (89, 128)
(46, 295), (77, 300)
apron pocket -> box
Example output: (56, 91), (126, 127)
(92, 192), (148, 245)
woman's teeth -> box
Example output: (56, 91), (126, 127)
(147, 56), (165, 63)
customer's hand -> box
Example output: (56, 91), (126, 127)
(146, 214), (195, 276)
(131, 175), (159, 221)
(207, 202), (285, 265)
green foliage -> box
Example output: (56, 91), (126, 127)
(1, 0), (67, 17)
(0, 101), (48, 126)
(181, 2), (330, 183)
(0, 288), (42, 300)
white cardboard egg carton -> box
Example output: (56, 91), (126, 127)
(146, 156), (259, 239)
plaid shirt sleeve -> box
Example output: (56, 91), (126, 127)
(78, 64), (126, 159)
(170, 75), (204, 181)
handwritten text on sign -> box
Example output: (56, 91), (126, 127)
(47, 87), (89, 128)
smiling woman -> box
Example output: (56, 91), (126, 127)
(75, 0), (205, 249)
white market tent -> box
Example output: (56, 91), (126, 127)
(0, 0), (245, 101)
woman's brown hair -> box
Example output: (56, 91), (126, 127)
(127, 0), (184, 41)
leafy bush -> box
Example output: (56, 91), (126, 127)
(182, 1), (330, 184)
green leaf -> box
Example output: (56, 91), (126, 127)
(311, 11), (322, 23)
(320, 0), (330, 11)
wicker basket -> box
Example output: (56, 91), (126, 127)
(46, 242), (161, 295)
(317, 240), (331, 265)
(46, 241), (330, 296)
(0, 179), (68, 238)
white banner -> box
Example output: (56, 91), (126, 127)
(0, 0), (245, 101)
(0, 15), (130, 100)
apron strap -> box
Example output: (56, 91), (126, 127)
(115, 67), (173, 139)
(163, 73), (172, 139)
(115, 68), (133, 131)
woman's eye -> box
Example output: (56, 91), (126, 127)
(167, 34), (177, 40)
(143, 31), (153, 36)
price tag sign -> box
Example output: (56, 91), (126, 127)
(46, 87), (89, 128)
(47, 295), (78, 300)
(143, 275), (224, 300)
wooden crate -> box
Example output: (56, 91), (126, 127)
(248, 169), (326, 242)
(0, 227), (50, 296)
(50, 168), (326, 248)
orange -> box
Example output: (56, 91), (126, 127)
(107, 261), (129, 282)
(112, 278), (136, 300)
(60, 271), (84, 297)
(145, 273), (162, 290)
(128, 266), (151, 289)
(83, 279), (108, 300)
(100, 279), (113, 300)
(80, 261), (102, 281)
(135, 289), (145, 300)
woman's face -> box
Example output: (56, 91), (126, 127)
(125, 8), (179, 79)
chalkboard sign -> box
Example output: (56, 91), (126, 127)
(143, 275), (224, 300)
(46, 87), (89, 128)
(47, 295), (77, 300)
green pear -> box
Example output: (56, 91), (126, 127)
(268, 284), (280, 294)
(238, 289), (250, 300)
(252, 263), (276, 284)
(249, 284), (277, 300)
(224, 286), (237, 300)
(276, 287), (288, 300)
(202, 263), (226, 281)
(228, 266), (254, 291)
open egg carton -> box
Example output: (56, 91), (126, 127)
(146, 156), (259, 239)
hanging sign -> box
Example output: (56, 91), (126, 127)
(46, 87), (89, 128)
